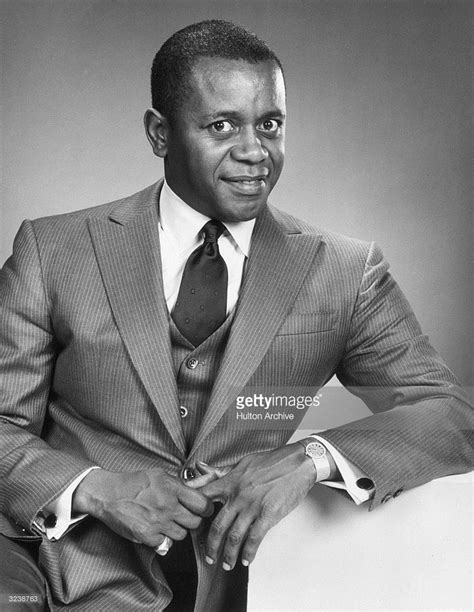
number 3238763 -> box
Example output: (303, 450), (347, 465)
(9, 595), (40, 603)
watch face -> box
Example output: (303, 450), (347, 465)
(307, 442), (326, 458)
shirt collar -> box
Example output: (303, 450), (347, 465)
(159, 179), (255, 257)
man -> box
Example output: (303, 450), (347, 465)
(0, 19), (472, 612)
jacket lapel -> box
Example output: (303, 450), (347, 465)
(190, 206), (323, 455)
(88, 182), (186, 456)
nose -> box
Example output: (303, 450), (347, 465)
(231, 127), (268, 164)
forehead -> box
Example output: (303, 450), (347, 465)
(184, 57), (286, 119)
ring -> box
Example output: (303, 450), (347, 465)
(155, 536), (173, 556)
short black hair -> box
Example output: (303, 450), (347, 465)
(151, 19), (283, 123)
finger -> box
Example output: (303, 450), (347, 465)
(240, 516), (273, 566)
(173, 505), (204, 530)
(177, 486), (214, 517)
(205, 503), (237, 566)
(195, 461), (232, 478)
(185, 472), (218, 489)
(159, 522), (187, 542)
(212, 466), (232, 478)
(220, 513), (255, 572)
(126, 508), (187, 547)
(197, 478), (229, 504)
(195, 461), (214, 475)
(147, 522), (186, 546)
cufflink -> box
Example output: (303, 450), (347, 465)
(356, 477), (375, 491)
(31, 512), (57, 535)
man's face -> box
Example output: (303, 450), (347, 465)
(163, 57), (286, 222)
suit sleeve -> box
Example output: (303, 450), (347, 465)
(322, 242), (474, 509)
(0, 221), (95, 531)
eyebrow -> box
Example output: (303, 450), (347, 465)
(203, 109), (286, 122)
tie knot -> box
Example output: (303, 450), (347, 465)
(202, 220), (225, 244)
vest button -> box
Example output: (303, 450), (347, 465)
(186, 357), (199, 369)
(180, 406), (188, 418)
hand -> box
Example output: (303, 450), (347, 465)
(192, 444), (316, 570)
(72, 468), (214, 548)
(185, 461), (232, 488)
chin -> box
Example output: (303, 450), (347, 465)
(222, 200), (266, 223)
(221, 210), (259, 223)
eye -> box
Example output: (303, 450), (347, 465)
(210, 120), (234, 134)
(258, 119), (281, 134)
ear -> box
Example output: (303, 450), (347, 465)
(144, 108), (169, 158)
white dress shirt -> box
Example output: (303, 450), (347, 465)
(158, 179), (255, 315)
(43, 180), (371, 540)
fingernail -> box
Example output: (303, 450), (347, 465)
(199, 461), (209, 466)
(242, 559), (249, 567)
(205, 556), (214, 565)
(223, 562), (232, 571)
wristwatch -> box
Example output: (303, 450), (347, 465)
(298, 438), (331, 482)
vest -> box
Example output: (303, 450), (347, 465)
(169, 313), (234, 453)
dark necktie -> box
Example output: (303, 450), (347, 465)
(172, 220), (228, 346)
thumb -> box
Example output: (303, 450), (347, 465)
(197, 477), (229, 503)
(195, 461), (232, 478)
(184, 472), (218, 489)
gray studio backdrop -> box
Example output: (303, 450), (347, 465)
(1, 0), (472, 385)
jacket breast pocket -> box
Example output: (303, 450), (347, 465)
(248, 312), (340, 388)
(276, 311), (338, 336)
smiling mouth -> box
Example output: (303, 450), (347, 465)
(222, 177), (267, 195)
(224, 176), (267, 183)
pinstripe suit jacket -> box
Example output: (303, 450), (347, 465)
(1, 180), (472, 609)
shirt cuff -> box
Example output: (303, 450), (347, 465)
(311, 435), (375, 505)
(42, 467), (100, 540)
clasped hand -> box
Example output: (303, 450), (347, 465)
(72, 468), (214, 548)
(186, 444), (316, 570)
(73, 444), (315, 568)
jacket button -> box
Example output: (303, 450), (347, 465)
(186, 358), (199, 370)
(381, 493), (393, 504)
(180, 406), (188, 418)
(393, 488), (403, 497)
(183, 467), (196, 481)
